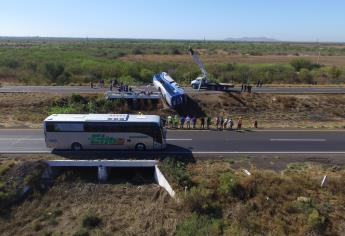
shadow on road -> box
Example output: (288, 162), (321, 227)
(51, 144), (195, 164)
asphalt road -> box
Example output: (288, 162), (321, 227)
(1, 85), (345, 94)
(0, 129), (344, 154)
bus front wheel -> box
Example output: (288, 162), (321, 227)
(71, 142), (83, 151)
(135, 143), (146, 151)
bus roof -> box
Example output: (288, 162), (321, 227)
(44, 114), (161, 123)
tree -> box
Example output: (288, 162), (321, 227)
(290, 58), (312, 72)
(299, 69), (313, 84)
(329, 66), (342, 80)
(45, 63), (65, 83)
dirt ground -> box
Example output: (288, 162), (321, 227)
(1, 92), (345, 129)
(120, 54), (345, 66)
(0, 93), (65, 128)
(187, 92), (345, 129)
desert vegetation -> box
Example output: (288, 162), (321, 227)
(162, 158), (345, 235)
(1, 155), (345, 235)
(1, 38), (345, 86)
(1, 92), (345, 129)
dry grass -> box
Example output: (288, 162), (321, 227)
(2, 155), (345, 235)
(0, 93), (66, 128)
(1, 92), (345, 129)
(184, 161), (345, 235)
(188, 92), (345, 129)
(0, 156), (184, 236)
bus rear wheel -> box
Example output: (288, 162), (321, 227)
(71, 142), (83, 151)
(135, 143), (146, 151)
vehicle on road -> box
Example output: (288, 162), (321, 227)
(44, 114), (166, 151)
(189, 46), (234, 91)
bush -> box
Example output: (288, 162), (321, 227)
(290, 58), (312, 72)
(161, 158), (193, 188)
(175, 213), (223, 236)
(82, 211), (101, 229)
(184, 186), (221, 216)
(218, 172), (237, 196)
(45, 63), (65, 83)
(308, 209), (326, 231)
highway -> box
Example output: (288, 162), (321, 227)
(0, 129), (344, 154)
(1, 85), (345, 94)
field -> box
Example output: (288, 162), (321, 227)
(1, 92), (345, 129)
(121, 53), (345, 66)
(1, 154), (345, 235)
(1, 38), (345, 86)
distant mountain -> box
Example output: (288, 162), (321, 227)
(225, 37), (280, 42)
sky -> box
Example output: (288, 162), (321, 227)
(0, 0), (344, 42)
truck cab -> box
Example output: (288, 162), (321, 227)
(191, 76), (208, 89)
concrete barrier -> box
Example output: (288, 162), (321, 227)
(44, 160), (176, 198)
(154, 165), (176, 198)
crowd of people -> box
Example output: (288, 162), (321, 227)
(90, 79), (132, 93)
(164, 115), (258, 130)
(240, 80), (264, 93)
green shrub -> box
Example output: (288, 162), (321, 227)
(290, 58), (312, 72)
(161, 158), (193, 188)
(82, 211), (101, 229)
(175, 213), (223, 236)
(218, 172), (237, 196)
(307, 209), (326, 232)
(184, 186), (221, 216)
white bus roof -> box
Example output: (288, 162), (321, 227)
(44, 114), (161, 123)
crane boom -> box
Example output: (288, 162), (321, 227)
(188, 47), (208, 80)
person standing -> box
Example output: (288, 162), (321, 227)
(167, 115), (172, 128)
(228, 118), (233, 130)
(216, 116), (220, 130)
(180, 115), (185, 129)
(192, 116), (197, 129)
(223, 118), (229, 130)
(220, 116), (224, 131)
(206, 117), (211, 129)
(174, 115), (178, 128)
(200, 117), (205, 129)
(241, 83), (244, 92)
(254, 119), (258, 129)
(237, 116), (243, 130)
(186, 115), (191, 129)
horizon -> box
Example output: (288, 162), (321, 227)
(1, 0), (345, 42)
(1, 35), (345, 44)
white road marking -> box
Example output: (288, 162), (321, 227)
(166, 139), (193, 141)
(270, 139), (326, 142)
(1, 151), (345, 154)
(0, 138), (44, 141)
(0, 151), (51, 153)
(189, 151), (345, 154)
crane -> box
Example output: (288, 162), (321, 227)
(188, 46), (208, 90)
(188, 46), (235, 91)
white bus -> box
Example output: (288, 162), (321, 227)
(44, 114), (166, 151)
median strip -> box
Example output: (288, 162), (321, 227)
(270, 138), (327, 142)
(166, 138), (193, 141)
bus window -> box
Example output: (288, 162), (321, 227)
(46, 122), (84, 132)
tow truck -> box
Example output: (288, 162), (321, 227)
(189, 46), (235, 91)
